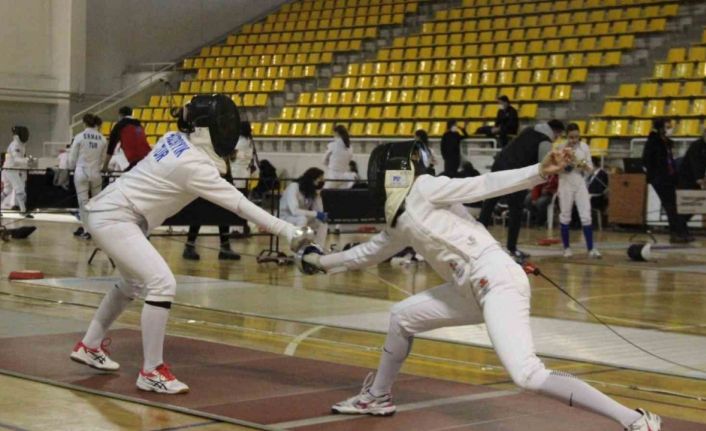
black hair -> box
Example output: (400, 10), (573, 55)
(94, 115), (103, 127)
(349, 160), (359, 174)
(498, 95), (510, 104)
(446, 119), (457, 130)
(414, 129), (429, 145)
(652, 117), (670, 132)
(83, 114), (97, 128)
(240, 121), (253, 139)
(297, 167), (325, 199)
(566, 122), (581, 133)
(547, 119), (566, 132)
(118, 106), (132, 117)
(334, 124), (350, 148)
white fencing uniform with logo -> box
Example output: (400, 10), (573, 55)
(1, 136), (29, 212)
(317, 163), (646, 428)
(323, 137), (354, 189)
(70, 127), (108, 232)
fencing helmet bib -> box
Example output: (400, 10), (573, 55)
(12, 126), (29, 143)
(367, 141), (423, 226)
(177, 94), (240, 157)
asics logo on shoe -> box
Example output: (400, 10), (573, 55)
(88, 351), (106, 364)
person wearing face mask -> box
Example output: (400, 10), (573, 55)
(280, 167), (329, 246)
(440, 120), (468, 177)
(475, 96), (519, 148)
(642, 118), (691, 243)
(557, 123), (601, 258)
(479, 120), (566, 261)
(69, 95), (306, 395)
(323, 125), (354, 189)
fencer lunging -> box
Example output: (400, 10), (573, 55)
(298, 141), (660, 431)
(558, 123), (600, 258)
(1, 126), (30, 214)
(70, 114), (108, 238)
(71, 95), (307, 395)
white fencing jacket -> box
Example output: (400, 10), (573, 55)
(87, 130), (296, 239)
(320, 164), (545, 293)
(323, 138), (353, 174)
(557, 141), (593, 189)
(3, 137), (28, 169)
(279, 182), (322, 221)
(70, 127), (108, 174)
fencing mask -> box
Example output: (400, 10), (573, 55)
(177, 94), (240, 157)
(627, 243), (652, 262)
(12, 126), (29, 143)
(367, 140), (423, 227)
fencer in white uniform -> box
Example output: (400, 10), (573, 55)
(323, 125), (355, 189)
(298, 141), (660, 431)
(231, 121), (255, 188)
(70, 114), (108, 237)
(557, 123), (600, 258)
(1, 126), (30, 214)
(70, 95), (306, 395)
(279, 167), (328, 246)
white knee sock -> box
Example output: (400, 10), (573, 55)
(370, 330), (413, 396)
(141, 303), (169, 372)
(537, 371), (642, 427)
(82, 285), (133, 348)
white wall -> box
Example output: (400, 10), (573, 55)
(85, 0), (288, 96)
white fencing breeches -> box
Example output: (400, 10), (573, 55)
(558, 182), (592, 226)
(388, 248), (549, 390)
(282, 214), (328, 246)
(1, 170), (26, 212)
(74, 167), (102, 232)
(87, 196), (176, 302)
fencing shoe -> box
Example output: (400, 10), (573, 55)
(331, 372), (396, 416)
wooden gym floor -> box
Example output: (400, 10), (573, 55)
(0, 217), (705, 430)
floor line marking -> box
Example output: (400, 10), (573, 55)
(149, 421), (217, 431)
(272, 389), (518, 429)
(0, 421), (29, 431)
(284, 325), (325, 356)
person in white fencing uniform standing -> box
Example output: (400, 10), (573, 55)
(231, 120), (256, 189)
(70, 114), (108, 239)
(279, 167), (328, 246)
(296, 141), (661, 431)
(1, 126), (31, 216)
(70, 95), (309, 394)
(557, 123), (600, 258)
(323, 124), (354, 189)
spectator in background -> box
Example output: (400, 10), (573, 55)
(54, 144), (71, 190)
(525, 175), (558, 227)
(70, 114), (108, 239)
(280, 167), (328, 246)
(678, 128), (706, 191)
(440, 120), (467, 177)
(231, 121), (257, 189)
(642, 118), (691, 243)
(104, 106), (151, 171)
(414, 129), (437, 175)
(323, 124), (354, 189)
(344, 160), (361, 189)
(1, 126), (31, 217)
(475, 95), (519, 147)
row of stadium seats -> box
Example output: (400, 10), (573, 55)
(279, 103), (539, 120)
(221, 27), (377, 48)
(203, 40), (364, 56)
(195, 66), (315, 81)
(345, 57), (594, 74)
(147, 93), (268, 109)
(184, 52), (334, 69)
(178, 79), (285, 94)
(444, 0), (675, 19)
(612, 82), (705, 99)
(652, 62), (706, 79)
(282, 0), (415, 11)
(265, 3), (417, 23)
(586, 119), (706, 137)
(296, 86), (572, 105)
(238, 13), (405, 34)
(601, 99), (706, 117)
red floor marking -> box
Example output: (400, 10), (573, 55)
(0, 329), (703, 431)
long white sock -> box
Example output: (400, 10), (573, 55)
(537, 371), (642, 427)
(82, 285), (133, 348)
(370, 330), (413, 396)
(141, 303), (169, 372)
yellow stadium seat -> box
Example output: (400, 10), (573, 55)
(553, 85), (571, 101)
(551, 69), (568, 83)
(363, 122), (379, 136)
(676, 119), (700, 136)
(589, 138), (609, 155)
(430, 122), (445, 137)
(692, 99), (706, 116)
(519, 104), (537, 118)
(645, 100), (665, 117)
(653, 63), (672, 79)
(638, 83), (658, 98)
(625, 101), (644, 117)
(465, 104), (482, 118)
(307, 107), (322, 120)
(696, 62), (706, 78)
(415, 105), (431, 118)
(319, 123), (334, 136)
(602, 101), (622, 116)
(588, 120), (607, 136)
(397, 122), (414, 136)
(674, 63), (694, 79)
(682, 81), (703, 96)
(533, 70), (550, 84)
(534, 86), (552, 101)
(667, 48), (686, 63)
(480, 87), (497, 101)
(608, 120), (629, 136)
(516, 86), (534, 101)
(398, 105), (414, 119)
(668, 99), (690, 117)
(322, 107), (336, 119)
(431, 105), (449, 119)
(617, 84), (638, 98)
(631, 120), (652, 136)
(448, 104), (464, 118)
